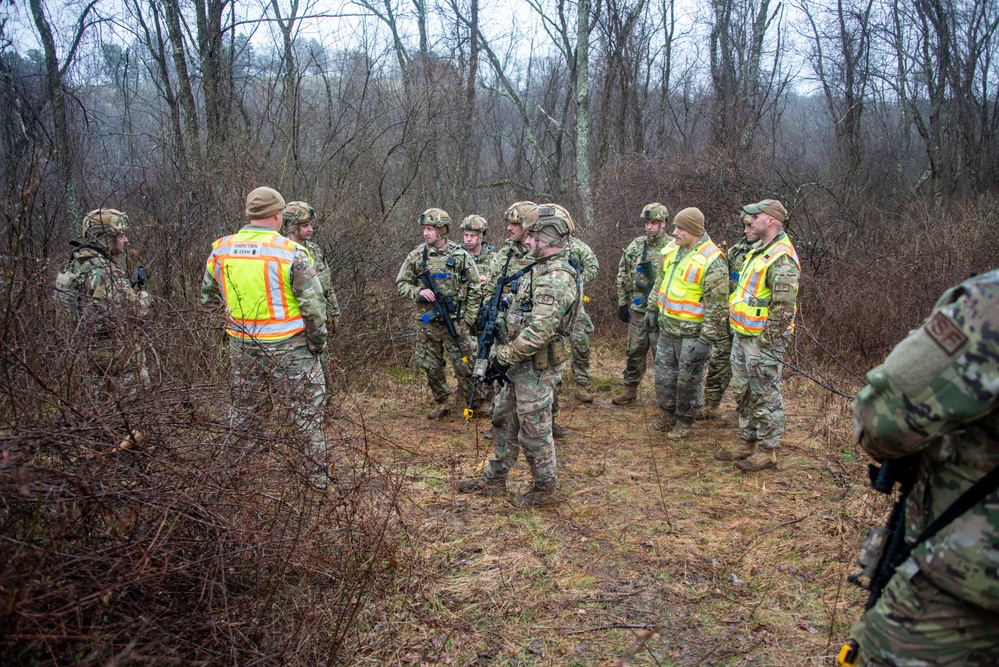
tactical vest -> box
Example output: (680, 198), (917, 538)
(207, 227), (307, 341)
(657, 239), (723, 322)
(729, 232), (799, 336)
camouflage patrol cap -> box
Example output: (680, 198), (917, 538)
(524, 203), (574, 240)
(742, 198), (787, 223)
(460, 215), (488, 235)
(641, 203), (669, 221)
(81, 208), (130, 240)
(283, 201), (315, 232)
(503, 201), (537, 224)
(419, 208), (451, 231)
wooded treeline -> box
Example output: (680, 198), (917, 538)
(3, 0), (999, 362)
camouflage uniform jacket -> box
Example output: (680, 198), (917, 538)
(304, 240), (340, 317)
(723, 236), (754, 295)
(616, 232), (672, 313)
(200, 225), (328, 351)
(568, 237), (599, 285)
(55, 243), (149, 330)
(468, 244), (495, 277)
(656, 233), (729, 340)
(853, 269), (999, 612)
(481, 239), (534, 303)
(736, 231), (800, 348)
(496, 247), (581, 366)
(396, 239), (480, 328)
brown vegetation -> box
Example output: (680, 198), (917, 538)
(3, 0), (999, 662)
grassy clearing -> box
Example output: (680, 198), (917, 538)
(340, 342), (876, 666)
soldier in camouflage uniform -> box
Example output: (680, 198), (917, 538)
(612, 202), (673, 406)
(54, 208), (151, 390)
(701, 216), (753, 419)
(566, 235), (599, 403)
(461, 214), (495, 332)
(714, 199), (799, 471)
(458, 204), (581, 507)
(647, 208), (729, 440)
(847, 269), (999, 666)
(396, 208), (480, 419)
(283, 201), (341, 334)
(201, 187), (330, 487)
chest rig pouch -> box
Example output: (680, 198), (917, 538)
(533, 335), (567, 371)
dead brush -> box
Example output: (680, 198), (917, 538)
(0, 258), (414, 666)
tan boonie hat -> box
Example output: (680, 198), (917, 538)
(673, 207), (705, 236)
(246, 187), (286, 220)
(742, 198), (787, 223)
(283, 201), (315, 231)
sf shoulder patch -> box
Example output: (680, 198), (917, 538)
(925, 311), (968, 355)
(774, 283), (790, 292)
(536, 294), (555, 306)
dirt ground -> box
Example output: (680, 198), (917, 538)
(335, 342), (882, 666)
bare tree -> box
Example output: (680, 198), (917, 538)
(27, 0), (98, 225)
(707, 0), (787, 157)
(799, 0), (876, 190)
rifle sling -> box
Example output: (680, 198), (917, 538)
(897, 461), (999, 565)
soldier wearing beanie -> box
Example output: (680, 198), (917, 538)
(646, 207), (729, 441)
(714, 198), (800, 472)
(201, 187), (332, 489)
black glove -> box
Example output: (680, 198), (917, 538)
(484, 359), (510, 386)
(417, 294), (431, 304)
(618, 305), (630, 323)
(476, 304), (490, 332)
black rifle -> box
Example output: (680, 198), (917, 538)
(634, 260), (654, 307)
(838, 454), (920, 666)
(132, 265), (147, 289)
(416, 268), (465, 354)
(463, 253), (535, 420)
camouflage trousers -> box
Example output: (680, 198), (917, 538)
(653, 332), (711, 421)
(415, 322), (474, 403)
(621, 308), (659, 386)
(483, 361), (561, 487)
(88, 340), (151, 392)
(569, 305), (593, 386)
(702, 326), (733, 407)
(852, 558), (999, 666)
(228, 335), (328, 474)
(730, 334), (786, 450)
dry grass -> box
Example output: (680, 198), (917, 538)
(335, 341), (883, 666)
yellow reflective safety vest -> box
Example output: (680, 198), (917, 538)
(729, 232), (800, 336)
(206, 227), (309, 341)
(657, 238), (723, 322)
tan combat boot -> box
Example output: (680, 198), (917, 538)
(714, 439), (756, 461)
(552, 422), (571, 439)
(575, 386), (594, 403)
(737, 449), (777, 472)
(427, 401), (451, 420)
(513, 481), (559, 507)
(648, 408), (676, 432)
(666, 420), (694, 440)
(698, 401), (722, 420)
(457, 477), (507, 496)
(611, 384), (638, 406)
